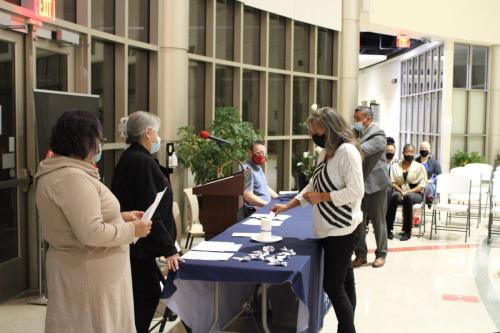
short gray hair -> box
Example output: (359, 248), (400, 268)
(119, 111), (160, 144)
(354, 106), (373, 120)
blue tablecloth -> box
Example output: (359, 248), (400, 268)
(162, 199), (328, 332)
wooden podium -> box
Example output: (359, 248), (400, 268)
(193, 169), (249, 240)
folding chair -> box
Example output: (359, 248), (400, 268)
(430, 173), (472, 242)
(450, 167), (483, 226)
(464, 163), (493, 219)
(487, 173), (500, 244)
(183, 188), (205, 249)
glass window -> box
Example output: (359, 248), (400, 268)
(128, 48), (149, 113)
(188, 61), (205, 132)
(268, 74), (285, 135)
(36, 49), (68, 91)
(243, 6), (261, 65)
(317, 28), (333, 76)
(424, 93), (431, 133)
(451, 90), (466, 134)
(269, 14), (286, 69)
(0, 41), (16, 181)
(453, 44), (468, 88)
(266, 140), (284, 191)
(467, 136), (484, 155)
(91, 0), (115, 33)
(128, 0), (149, 42)
(419, 55), (425, 93)
(450, 136), (465, 156)
(216, 0), (234, 60)
(91, 40), (115, 141)
(425, 51), (431, 92)
(292, 139), (311, 189)
(439, 46), (444, 89)
(56, 0), (76, 22)
(468, 91), (486, 134)
(96, 151), (116, 188)
(294, 22), (310, 72)
(215, 65), (233, 107)
(189, 0), (206, 55)
(293, 77), (310, 135)
(401, 61), (407, 95)
(400, 97), (406, 130)
(242, 70), (260, 131)
(0, 188), (18, 263)
(471, 46), (487, 90)
(317, 79), (332, 107)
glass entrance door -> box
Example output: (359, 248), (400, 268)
(0, 30), (28, 302)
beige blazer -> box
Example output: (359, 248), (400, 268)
(36, 156), (136, 333)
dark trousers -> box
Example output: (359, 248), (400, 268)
(131, 258), (162, 333)
(386, 191), (423, 235)
(322, 233), (357, 333)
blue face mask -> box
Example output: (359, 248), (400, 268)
(352, 122), (364, 133)
(93, 143), (102, 164)
(151, 136), (161, 154)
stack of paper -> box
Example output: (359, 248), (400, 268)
(182, 241), (242, 261)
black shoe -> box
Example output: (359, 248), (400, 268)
(388, 231), (394, 240)
(165, 307), (178, 321)
(400, 234), (411, 241)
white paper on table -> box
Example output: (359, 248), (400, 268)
(231, 232), (260, 238)
(191, 241), (242, 252)
(182, 251), (234, 261)
(250, 213), (291, 221)
(133, 187), (168, 244)
(242, 219), (284, 227)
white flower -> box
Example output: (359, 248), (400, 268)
(310, 104), (318, 111)
(297, 162), (303, 167)
(303, 152), (310, 158)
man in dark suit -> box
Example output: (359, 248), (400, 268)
(352, 106), (391, 268)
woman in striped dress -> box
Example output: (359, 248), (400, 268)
(272, 107), (364, 333)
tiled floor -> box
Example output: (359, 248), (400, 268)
(1, 217), (499, 333)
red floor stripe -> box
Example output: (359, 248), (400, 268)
(367, 243), (479, 253)
(442, 294), (480, 303)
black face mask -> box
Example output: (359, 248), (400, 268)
(419, 150), (430, 157)
(312, 134), (326, 148)
(386, 152), (395, 160)
(403, 155), (414, 163)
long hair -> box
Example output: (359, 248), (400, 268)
(308, 107), (354, 155)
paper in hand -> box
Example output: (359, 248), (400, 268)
(133, 187), (167, 244)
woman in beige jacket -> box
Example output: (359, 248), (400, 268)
(36, 111), (152, 333)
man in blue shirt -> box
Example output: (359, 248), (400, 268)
(242, 141), (278, 208)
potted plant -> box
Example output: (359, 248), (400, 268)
(293, 151), (316, 191)
(176, 107), (261, 184)
(450, 150), (486, 168)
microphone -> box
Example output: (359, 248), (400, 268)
(199, 130), (230, 145)
(198, 130), (245, 173)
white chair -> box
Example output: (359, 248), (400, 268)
(487, 174), (500, 244)
(183, 188), (205, 249)
(430, 173), (472, 242)
(449, 166), (483, 226)
(464, 163), (493, 215)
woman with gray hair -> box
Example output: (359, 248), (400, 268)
(111, 111), (183, 333)
(272, 106), (364, 333)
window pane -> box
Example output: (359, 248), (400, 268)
(425, 51), (431, 91)
(128, 48), (149, 112)
(450, 136), (465, 157)
(0, 41), (16, 180)
(453, 44), (468, 88)
(439, 46), (444, 89)
(432, 48), (438, 90)
(215, 65), (233, 107)
(424, 93), (431, 133)
(401, 61), (407, 96)
(188, 61), (205, 132)
(407, 60), (412, 94)
(294, 22), (310, 72)
(96, 150), (116, 189)
(317, 79), (332, 107)
(266, 140), (284, 191)
(56, 0), (76, 22)
(418, 95), (424, 133)
(268, 74), (285, 135)
(468, 91), (486, 134)
(189, 0), (206, 55)
(91, 40), (115, 141)
(216, 0), (234, 60)
(293, 77), (310, 135)
(471, 46), (487, 89)
(0, 188), (18, 263)
(92, 0), (115, 33)
(292, 139), (311, 189)
(242, 70), (260, 131)
(412, 96), (418, 132)
(412, 58), (418, 94)
(269, 14), (286, 69)
(128, 0), (149, 42)
(243, 6), (260, 65)
(451, 90), (467, 134)
(468, 136), (484, 155)
(400, 97), (406, 130)
(419, 55), (425, 93)
(317, 28), (333, 76)
(36, 49), (68, 91)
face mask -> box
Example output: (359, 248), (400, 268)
(403, 154), (414, 163)
(151, 136), (161, 154)
(252, 154), (265, 165)
(312, 134), (326, 148)
(386, 152), (395, 160)
(93, 143), (102, 164)
(419, 150), (430, 157)
(352, 122), (365, 133)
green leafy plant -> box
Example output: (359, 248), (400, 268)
(176, 107), (261, 184)
(294, 151), (316, 182)
(450, 150), (486, 167)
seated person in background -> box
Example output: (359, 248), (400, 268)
(386, 143), (427, 241)
(242, 141), (278, 211)
(385, 137), (398, 169)
(415, 141), (442, 205)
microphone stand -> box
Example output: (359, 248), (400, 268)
(216, 142), (245, 173)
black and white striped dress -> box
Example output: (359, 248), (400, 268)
(312, 159), (353, 229)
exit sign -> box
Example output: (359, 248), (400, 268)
(396, 34), (410, 48)
(36, 0), (55, 20)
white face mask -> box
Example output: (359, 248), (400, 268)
(150, 135), (161, 154)
(93, 143), (102, 163)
